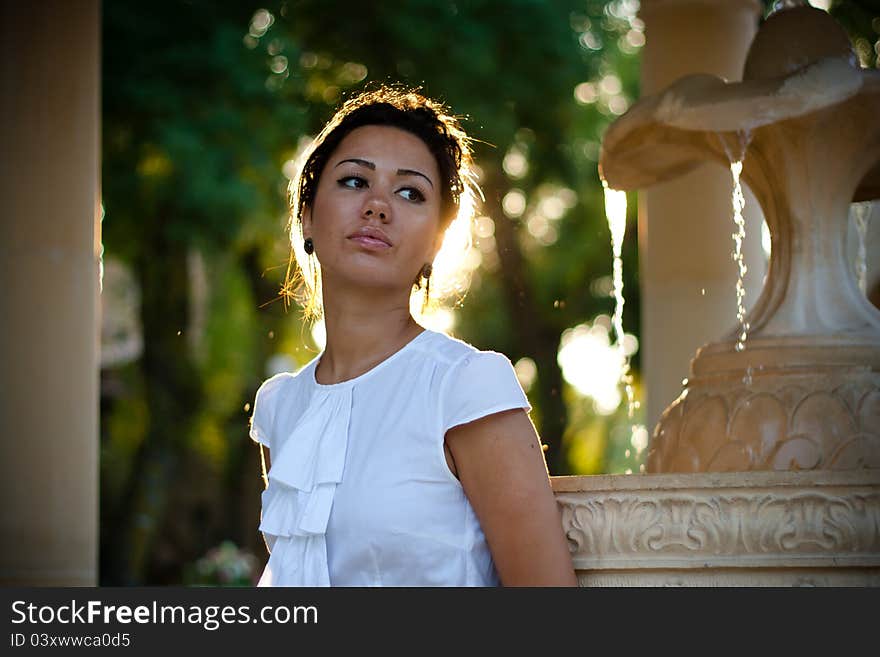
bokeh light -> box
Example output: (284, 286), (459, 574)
(557, 316), (638, 415)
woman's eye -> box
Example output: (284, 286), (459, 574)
(338, 176), (367, 189)
(398, 187), (425, 203)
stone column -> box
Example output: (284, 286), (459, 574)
(638, 0), (766, 430)
(0, 1), (101, 585)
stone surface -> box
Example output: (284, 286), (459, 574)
(552, 470), (880, 586)
(647, 345), (880, 472)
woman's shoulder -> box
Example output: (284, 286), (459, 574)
(418, 329), (514, 371)
(255, 357), (318, 399)
(416, 329), (489, 365)
(417, 331), (530, 431)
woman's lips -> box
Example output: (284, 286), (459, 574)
(349, 235), (391, 250)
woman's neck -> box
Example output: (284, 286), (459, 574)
(316, 287), (424, 385)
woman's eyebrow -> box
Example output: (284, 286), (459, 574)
(335, 158), (434, 189)
(397, 168), (434, 189)
(335, 157), (375, 170)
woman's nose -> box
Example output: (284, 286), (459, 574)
(362, 195), (390, 222)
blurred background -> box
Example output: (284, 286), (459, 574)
(97, 0), (879, 585)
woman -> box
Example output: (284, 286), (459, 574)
(249, 86), (577, 587)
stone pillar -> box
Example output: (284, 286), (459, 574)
(0, 1), (101, 585)
(638, 0), (766, 430)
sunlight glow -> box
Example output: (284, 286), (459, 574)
(502, 189), (526, 218)
(579, 31), (602, 50)
(514, 357), (538, 393)
(503, 147), (529, 179)
(411, 300), (456, 333)
(538, 196), (565, 221)
(474, 215), (495, 239)
(558, 318), (637, 415)
(574, 82), (598, 105)
(282, 135), (315, 181)
(340, 62), (368, 84)
(249, 9), (274, 38)
(625, 29), (645, 48)
(599, 74), (622, 96)
(630, 424), (649, 454)
(430, 196), (477, 302)
(270, 55), (288, 74)
(311, 319), (327, 351)
(608, 96), (630, 115)
(521, 185), (577, 247)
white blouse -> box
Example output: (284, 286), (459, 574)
(248, 329), (531, 587)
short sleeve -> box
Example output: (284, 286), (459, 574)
(439, 351), (532, 433)
(248, 373), (289, 449)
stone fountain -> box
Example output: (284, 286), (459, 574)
(552, 3), (880, 585)
(601, 4), (880, 473)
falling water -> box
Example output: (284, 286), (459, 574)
(602, 180), (636, 417)
(729, 159), (750, 353)
(852, 201), (872, 294)
(717, 130), (754, 385)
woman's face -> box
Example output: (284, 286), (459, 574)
(303, 124), (444, 296)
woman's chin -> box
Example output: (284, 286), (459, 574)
(324, 270), (414, 296)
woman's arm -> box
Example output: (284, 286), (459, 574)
(445, 408), (578, 587)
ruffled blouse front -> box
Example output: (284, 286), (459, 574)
(256, 385), (352, 586)
(249, 329), (532, 587)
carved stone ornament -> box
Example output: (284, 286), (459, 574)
(599, 4), (880, 472)
(553, 470), (880, 586)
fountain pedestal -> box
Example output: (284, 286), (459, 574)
(553, 470), (880, 586)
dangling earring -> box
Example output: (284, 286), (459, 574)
(303, 237), (314, 255)
(421, 263), (432, 311)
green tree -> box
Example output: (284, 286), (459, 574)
(101, 0), (304, 583)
